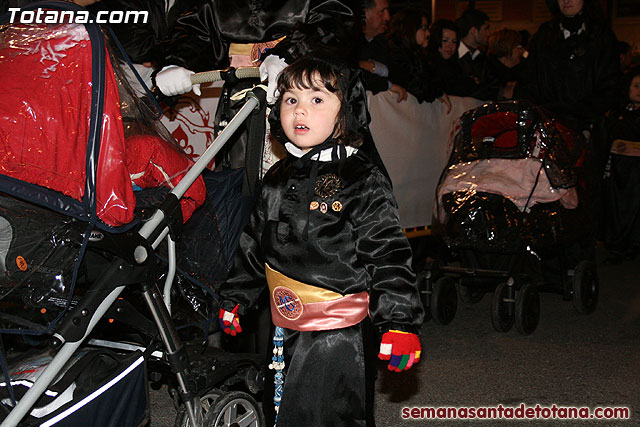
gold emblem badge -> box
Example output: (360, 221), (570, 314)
(315, 174), (343, 198)
(332, 201), (343, 212)
(310, 201), (319, 210)
(320, 202), (328, 214)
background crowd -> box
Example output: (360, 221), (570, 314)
(2, 0), (638, 259)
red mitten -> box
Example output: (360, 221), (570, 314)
(219, 304), (242, 336)
(378, 330), (421, 372)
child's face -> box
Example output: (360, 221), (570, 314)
(630, 75), (640, 108)
(280, 75), (341, 152)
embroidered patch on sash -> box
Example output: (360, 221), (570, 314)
(314, 173), (343, 198)
(310, 201), (319, 210)
(273, 286), (303, 320)
(332, 201), (342, 212)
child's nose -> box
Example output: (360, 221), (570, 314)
(294, 104), (306, 115)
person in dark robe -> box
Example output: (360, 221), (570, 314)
(599, 68), (640, 262)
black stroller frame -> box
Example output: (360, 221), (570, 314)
(420, 101), (599, 335)
(0, 4), (266, 426)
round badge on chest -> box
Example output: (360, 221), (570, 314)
(314, 173), (343, 198)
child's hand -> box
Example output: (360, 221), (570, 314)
(378, 330), (421, 372)
(219, 304), (242, 336)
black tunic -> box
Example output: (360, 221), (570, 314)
(516, 17), (620, 131)
(600, 107), (640, 256)
(221, 150), (423, 333)
(220, 147), (423, 426)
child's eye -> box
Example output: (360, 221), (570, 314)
(284, 97), (297, 105)
(312, 97), (323, 104)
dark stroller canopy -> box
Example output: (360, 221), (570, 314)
(450, 100), (586, 190)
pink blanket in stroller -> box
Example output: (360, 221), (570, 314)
(436, 158), (578, 219)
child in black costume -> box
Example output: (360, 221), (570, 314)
(217, 56), (424, 426)
(600, 69), (640, 262)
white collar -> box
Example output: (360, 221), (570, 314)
(458, 42), (481, 60)
(560, 22), (586, 39)
(285, 142), (358, 161)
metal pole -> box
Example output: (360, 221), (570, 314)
(139, 93), (260, 244)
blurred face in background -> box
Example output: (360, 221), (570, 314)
(509, 44), (525, 65)
(415, 16), (430, 49)
(474, 22), (491, 47)
(364, 0), (391, 39)
(439, 28), (457, 60)
(630, 75), (640, 108)
(558, 0), (584, 17)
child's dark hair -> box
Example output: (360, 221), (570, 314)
(274, 56), (363, 148)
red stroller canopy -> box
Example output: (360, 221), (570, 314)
(0, 22), (135, 226)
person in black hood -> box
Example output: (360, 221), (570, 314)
(516, 0), (621, 132)
(216, 56), (424, 427)
(599, 68), (640, 262)
(517, 0), (622, 256)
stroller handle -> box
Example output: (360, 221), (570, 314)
(190, 67), (261, 84)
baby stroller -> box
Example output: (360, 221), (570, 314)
(0, 3), (266, 426)
(425, 100), (598, 335)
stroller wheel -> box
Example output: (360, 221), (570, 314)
(175, 389), (222, 427)
(515, 283), (540, 335)
(491, 281), (514, 332)
(571, 260), (598, 314)
(431, 277), (457, 325)
(203, 391), (265, 427)
(457, 283), (485, 304)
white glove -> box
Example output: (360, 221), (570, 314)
(259, 55), (288, 104)
(155, 65), (201, 97)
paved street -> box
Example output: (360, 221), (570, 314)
(149, 247), (639, 426)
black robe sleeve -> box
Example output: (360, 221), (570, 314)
(163, 0), (362, 71)
(218, 187), (268, 314)
(163, 2), (231, 72)
(353, 169), (424, 336)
